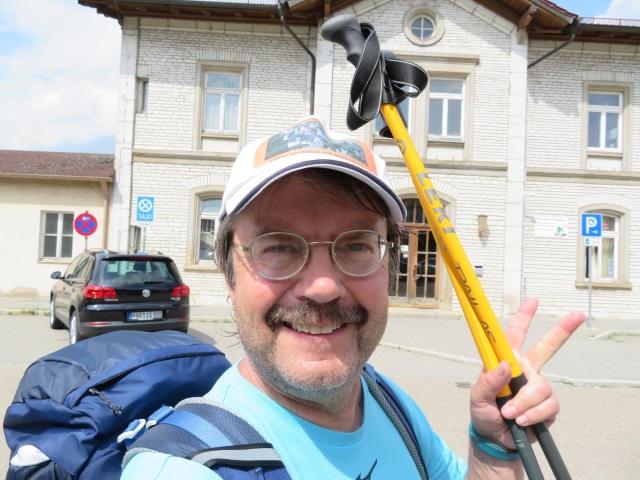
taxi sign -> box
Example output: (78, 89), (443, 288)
(136, 196), (155, 223)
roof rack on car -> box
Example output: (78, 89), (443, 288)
(86, 248), (111, 254)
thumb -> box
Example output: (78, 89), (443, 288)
(473, 361), (512, 405)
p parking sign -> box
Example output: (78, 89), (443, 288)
(581, 213), (602, 238)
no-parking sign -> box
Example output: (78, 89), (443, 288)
(74, 211), (98, 237)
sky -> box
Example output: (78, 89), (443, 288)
(0, 1), (639, 155)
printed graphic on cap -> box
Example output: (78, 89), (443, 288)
(253, 117), (377, 175)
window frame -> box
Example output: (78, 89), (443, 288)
(185, 186), (225, 270)
(403, 6), (444, 46)
(202, 71), (242, 134)
(582, 83), (632, 171)
(587, 91), (622, 152)
(576, 206), (631, 289)
(197, 197), (222, 264)
(194, 62), (248, 149)
(427, 77), (465, 141)
(137, 78), (149, 113)
(367, 54), (477, 161)
(40, 211), (74, 260)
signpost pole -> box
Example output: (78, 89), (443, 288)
(143, 226), (147, 252)
(581, 213), (602, 329)
(587, 246), (593, 328)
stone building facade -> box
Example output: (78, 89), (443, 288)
(79, 0), (640, 320)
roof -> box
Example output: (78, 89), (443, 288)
(79, 0), (640, 44)
(0, 150), (115, 182)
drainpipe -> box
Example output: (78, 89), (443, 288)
(528, 19), (580, 69)
(100, 180), (111, 249)
(277, 0), (315, 114)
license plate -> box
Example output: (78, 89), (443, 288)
(128, 311), (163, 321)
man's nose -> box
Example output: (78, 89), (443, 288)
(292, 245), (345, 303)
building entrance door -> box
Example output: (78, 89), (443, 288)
(389, 200), (440, 307)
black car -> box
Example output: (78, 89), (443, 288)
(50, 250), (190, 344)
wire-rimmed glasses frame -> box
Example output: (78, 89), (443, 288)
(232, 229), (392, 280)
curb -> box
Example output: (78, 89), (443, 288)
(0, 309), (48, 316)
(379, 341), (640, 389)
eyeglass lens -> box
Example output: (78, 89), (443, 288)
(249, 230), (387, 280)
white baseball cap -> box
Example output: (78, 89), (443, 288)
(220, 115), (406, 222)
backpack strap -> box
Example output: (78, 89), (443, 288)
(123, 397), (292, 480)
(363, 364), (429, 480)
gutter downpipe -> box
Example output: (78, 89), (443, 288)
(528, 19), (580, 69)
(277, 1), (315, 114)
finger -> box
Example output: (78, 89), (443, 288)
(504, 297), (539, 351)
(501, 377), (558, 427)
(524, 310), (585, 372)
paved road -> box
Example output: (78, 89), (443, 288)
(1, 314), (639, 479)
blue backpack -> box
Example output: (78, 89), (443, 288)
(3, 330), (231, 480)
(4, 332), (428, 480)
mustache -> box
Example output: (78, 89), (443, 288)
(266, 301), (368, 331)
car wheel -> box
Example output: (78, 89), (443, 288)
(69, 312), (85, 344)
(49, 298), (65, 330)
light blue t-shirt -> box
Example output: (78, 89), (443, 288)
(121, 363), (468, 479)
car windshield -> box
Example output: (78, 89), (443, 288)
(98, 258), (178, 285)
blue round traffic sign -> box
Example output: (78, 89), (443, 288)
(74, 211), (98, 237)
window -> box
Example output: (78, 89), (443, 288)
(41, 212), (73, 259)
(578, 207), (630, 288)
(138, 78), (149, 113)
(374, 98), (410, 137)
(583, 84), (630, 171)
(588, 92), (622, 151)
(411, 17), (435, 41)
(198, 198), (222, 263)
(584, 214), (618, 281)
(67, 255), (93, 281)
(203, 72), (241, 134)
(368, 57), (477, 162)
(403, 6), (444, 46)
(428, 78), (464, 140)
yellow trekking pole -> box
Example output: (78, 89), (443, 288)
(321, 14), (571, 479)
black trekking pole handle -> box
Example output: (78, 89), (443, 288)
(321, 13), (571, 480)
(321, 15), (366, 66)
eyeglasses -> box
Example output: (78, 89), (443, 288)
(232, 229), (392, 280)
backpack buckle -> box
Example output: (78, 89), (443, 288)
(146, 405), (174, 427)
(117, 419), (147, 447)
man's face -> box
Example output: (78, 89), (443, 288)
(229, 174), (390, 405)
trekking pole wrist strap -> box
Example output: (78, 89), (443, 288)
(469, 423), (520, 462)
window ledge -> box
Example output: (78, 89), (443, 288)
(575, 280), (632, 290)
(427, 137), (464, 146)
(373, 136), (398, 143)
(201, 132), (239, 140)
(184, 264), (220, 273)
(586, 150), (623, 158)
(38, 258), (72, 265)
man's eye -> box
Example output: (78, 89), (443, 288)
(265, 244), (291, 254)
(343, 242), (374, 253)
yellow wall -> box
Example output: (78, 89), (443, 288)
(0, 178), (108, 295)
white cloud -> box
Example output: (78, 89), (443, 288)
(605, 0), (640, 19)
(0, 1), (121, 152)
